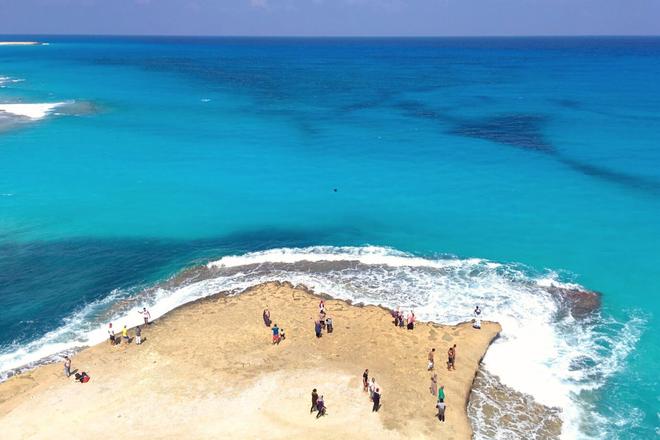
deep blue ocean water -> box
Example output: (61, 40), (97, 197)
(1, 36), (659, 438)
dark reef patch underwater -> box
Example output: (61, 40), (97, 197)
(1, 36), (659, 439)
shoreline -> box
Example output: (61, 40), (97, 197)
(0, 281), (502, 439)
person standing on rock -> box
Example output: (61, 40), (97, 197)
(363, 369), (369, 392)
(368, 377), (376, 400)
(135, 325), (142, 345)
(108, 323), (115, 345)
(272, 323), (280, 344)
(447, 345), (456, 370)
(310, 388), (319, 413)
(428, 348), (436, 370)
(438, 385), (445, 402)
(262, 307), (271, 327)
(122, 324), (129, 343)
(63, 356), (71, 377)
(315, 320), (322, 338)
(141, 307), (151, 325)
(372, 388), (381, 412)
(436, 398), (446, 422)
(430, 373), (438, 396)
(407, 311), (415, 330)
(316, 395), (326, 418)
(325, 316), (334, 333)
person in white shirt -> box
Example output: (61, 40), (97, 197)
(141, 307), (151, 325)
(108, 323), (115, 345)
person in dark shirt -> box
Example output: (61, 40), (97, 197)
(316, 395), (326, 418)
(315, 320), (322, 338)
(372, 388), (381, 412)
(310, 388), (318, 413)
(447, 345), (456, 370)
(362, 369), (369, 392)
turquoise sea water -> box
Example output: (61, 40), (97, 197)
(1, 37), (659, 438)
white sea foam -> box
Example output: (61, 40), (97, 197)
(207, 245), (486, 270)
(0, 246), (644, 439)
(0, 76), (24, 87)
(0, 102), (66, 120)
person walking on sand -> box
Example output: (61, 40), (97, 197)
(436, 398), (446, 422)
(430, 373), (438, 397)
(122, 325), (129, 343)
(316, 395), (326, 418)
(447, 345), (456, 370)
(63, 356), (71, 377)
(272, 323), (280, 344)
(108, 323), (115, 345)
(369, 378), (379, 401)
(310, 388), (319, 413)
(263, 307), (271, 327)
(315, 320), (322, 338)
(135, 325), (142, 345)
(326, 316), (333, 333)
(428, 348), (436, 370)
(362, 369), (369, 392)
(141, 307), (151, 325)
(438, 384), (445, 402)
(319, 300), (325, 314)
(372, 388), (381, 412)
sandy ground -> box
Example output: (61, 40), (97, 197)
(0, 282), (501, 440)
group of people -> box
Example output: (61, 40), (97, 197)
(272, 298), (472, 424)
(107, 307), (151, 346)
(64, 307), (152, 382)
(310, 388), (327, 418)
(314, 300), (334, 338)
(362, 369), (382, 412)
(429, 373), (447, 422)
(264, 308), (286, 344)
(265, 300), (339, 345)
(392, 308), (416, 330)
(428, 344), (457, 373)
(426, 343), (457, 422)
(63, 356), (91, 383)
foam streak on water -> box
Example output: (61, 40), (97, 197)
(0, 246), (644, 439)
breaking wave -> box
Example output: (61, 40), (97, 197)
(0, 246), (644, 439)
